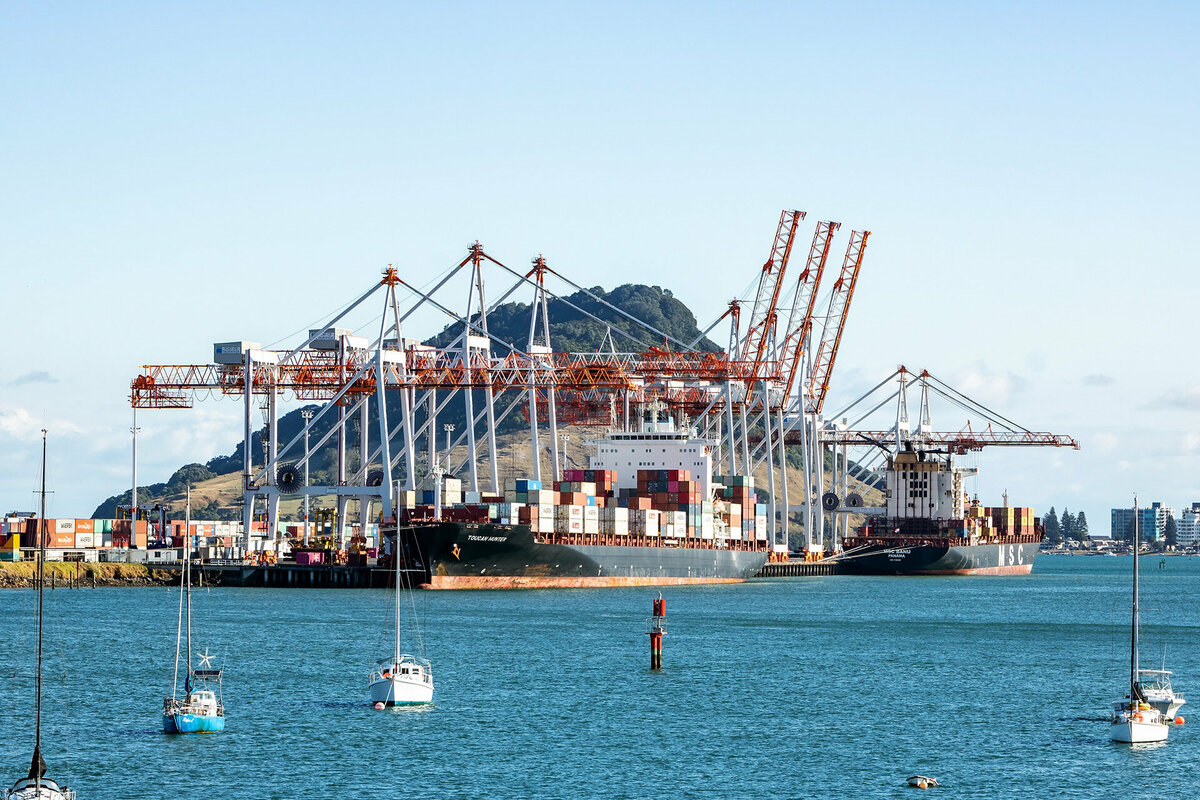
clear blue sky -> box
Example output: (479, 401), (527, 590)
(2, 1), (1197, 528)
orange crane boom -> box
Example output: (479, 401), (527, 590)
(806, 229), (870, 414)
(776, 220), (840, 400)
(739, 210), (805, 382)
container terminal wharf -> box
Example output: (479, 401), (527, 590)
(1, 546), (833, 587)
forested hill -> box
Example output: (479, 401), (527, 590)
(426, 283), (722, 354)
(92, 284), (721, 518)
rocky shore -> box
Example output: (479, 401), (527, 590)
(0, 562), (177, 589)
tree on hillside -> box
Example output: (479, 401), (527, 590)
(1075, 511), (1089, 541)
(1043, 507), (1061, 544)
(1165, 516), (1178, 547)
(1061, 508), (1076, 541)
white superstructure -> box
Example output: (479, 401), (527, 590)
(587, 411), (714, 498)
(883, 448), (972, 521)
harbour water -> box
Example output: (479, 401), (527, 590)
(1, 554), (1197, 799)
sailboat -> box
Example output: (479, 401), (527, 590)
(1110, 496), (1169, 743)
(162, 489), (225, 734)
(6, 431), (76, 800)
(368, 531), (433, 706)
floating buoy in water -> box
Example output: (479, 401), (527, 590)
(1176, 716), (1185, 725)
(374, 702), (385, 710)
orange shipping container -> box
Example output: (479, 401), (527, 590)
(53, 531), (75, 548)
(74, 519), (95, 534)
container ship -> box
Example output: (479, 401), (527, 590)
(838, 445), (1041, 575)
(385, 413), (771, 589)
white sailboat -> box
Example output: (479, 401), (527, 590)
(5, 431), (76, 800)
(162, 489), (225, 734)
(1110, 497), (1169, 743)
(368, 531), (433, 706)
(1110, 667), (1186, 721)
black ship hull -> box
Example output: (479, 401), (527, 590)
(395, 522), (770, 589)
(837, 540), (1039, 576)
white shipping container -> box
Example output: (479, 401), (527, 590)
(583, 519), (598, 534)
(613, 522), (629, 535)
(74, 532), (95, 548)
(538, 504), (554, 519)
(583, 506), (599, 522)
(55, 519), (75, 534)
(568, 519), (583, 533)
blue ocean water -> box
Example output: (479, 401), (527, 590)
(2, 554), (1198, 799)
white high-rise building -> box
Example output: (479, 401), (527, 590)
(1176, 503), (1200, 547)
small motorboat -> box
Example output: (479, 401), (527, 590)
(1111, 669), (1186, 721)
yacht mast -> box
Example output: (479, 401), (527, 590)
(185, 488), (193, 690)
(1130, 496), (1140, 704)
(32, 430), (47, 788)
(394, 533), (401, 665)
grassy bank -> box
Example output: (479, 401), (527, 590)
(0, 561), (175, 588)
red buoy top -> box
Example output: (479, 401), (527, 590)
(653, 598), (665, 617)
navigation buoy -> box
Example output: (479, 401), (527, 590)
(1176, 716), (1185, 725)
(648, 593), (666, 670)
(374, 702), (385, 710)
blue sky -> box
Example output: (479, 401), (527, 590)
(1, 1), (1197, 528)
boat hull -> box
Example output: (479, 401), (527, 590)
(398, 522), (770, 589)
(838, 540), (1039, 576)
(1110, 718), (1169, 743)
(163, 712), (225, 734)
(6, 777), (73, 800)
(369, 675), (434, 705)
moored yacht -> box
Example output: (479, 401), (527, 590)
(1111, 669), (1185, 721)
(368, 530), (434, 706)
(1110, 498), (1169, 744)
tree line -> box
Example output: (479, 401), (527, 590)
(1042, 507), (1089, 544)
